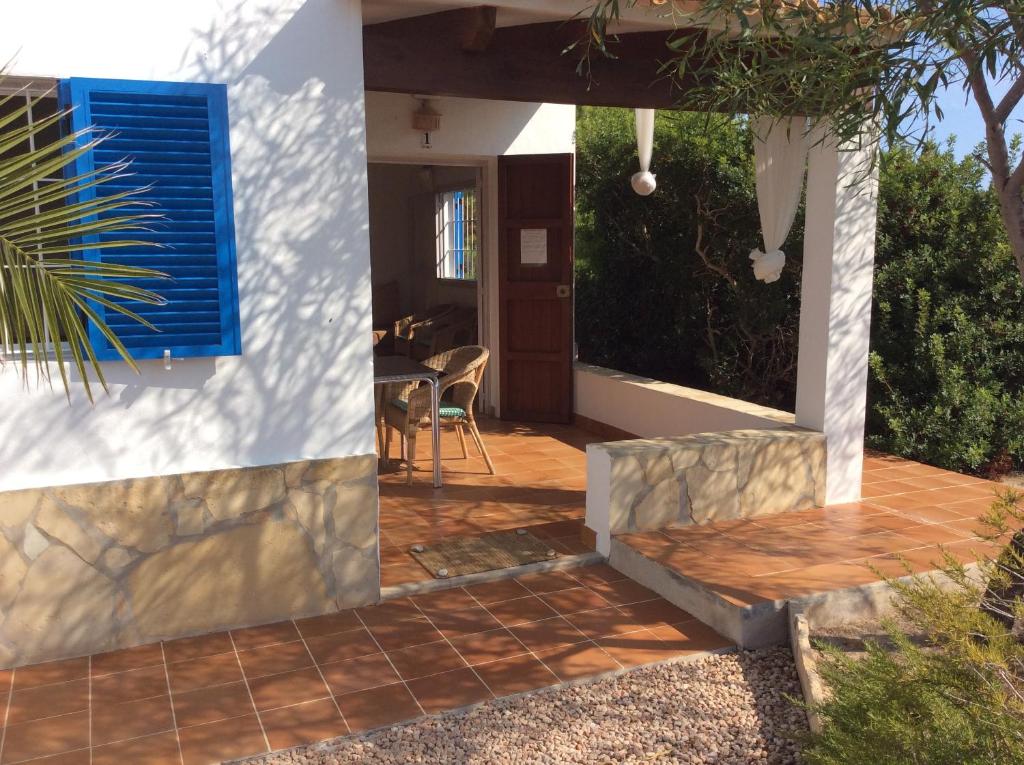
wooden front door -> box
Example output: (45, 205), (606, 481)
(498, 153), (574, 423)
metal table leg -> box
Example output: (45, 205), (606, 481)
(429, 377), (442, 488)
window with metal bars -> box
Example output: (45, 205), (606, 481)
(0, 90), (70, 342)
(435, 187), (478, 281)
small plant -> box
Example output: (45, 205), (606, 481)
(802, 493), (1024, 764)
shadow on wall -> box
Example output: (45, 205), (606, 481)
(806, 143), (879, 498)
(0, 0), (388, 667)
(0, 0), (376, 483)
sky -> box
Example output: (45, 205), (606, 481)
(930, 79), (1012, 158)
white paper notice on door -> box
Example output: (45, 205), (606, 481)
(520, 229), (548, 265)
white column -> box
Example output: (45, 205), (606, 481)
(795, 131), (879, 504)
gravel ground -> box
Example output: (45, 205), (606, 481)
(240, 648), (807, 765)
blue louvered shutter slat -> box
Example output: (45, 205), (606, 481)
(59, 78), (242, 360)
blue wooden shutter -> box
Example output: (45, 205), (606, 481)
(59, 78), (241, 360)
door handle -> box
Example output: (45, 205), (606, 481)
(556, 284), (571, 298)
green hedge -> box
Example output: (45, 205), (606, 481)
(575, 107), (1024, 475)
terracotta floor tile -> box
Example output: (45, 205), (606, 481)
(565, 606), (646, 640)
(426, 605), (502, 639)
(616, 599), (696, 629)
(319, 652), (400, 696)
(448, 628), (529, 666)
(540, 586), (614, 616)
(7, 678), (89, 725)
(485, 595), (559, 627)
(172, 680), (254, 728)
(92, 664), (169, 705)
(335, 683), (422, 733)
(166, 652), (242, 695)
(514, 570), (582, 595)
(386, 640), (466, 681)
(303, 628), (380, 665)
(91, 642), (165, 677)
(356, 598), (423, 626)
(12, 658), (88, 691)
(650, 620), (733, 653)
(18, 749), (92, 764)
(900, 523), (973, 546)
(406, 667), (492, 714)
(410, 587), (478, 614)
(231, 621), (300, 651)
(237, 640), (312, 679)
(473, 653), (559, 696)
(249, 667), (330, 712)
(294, 611), (362, 640)
(596, 628), (682, 668)
(536, 643), (620, 681)
(1, 710), (90, 763)
(91, 694), (174, 746)
(509, 616), (588, 652)
(367, 617), (443, 652)
(945, 517), (992, 538)
(162, 631), (233, 663)
(589, 578), (657, 606)
(569, 564), (628, 587)
(259, 697), (348, 751)
(463, 578), (531, 605)
(177, 713), (267, 765)
(867, 493), (933, 512)
(91, 731), (181, 765)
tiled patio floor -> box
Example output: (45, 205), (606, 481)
(618, 452), (1012, 606)
(378, 418), (596, 587)
(0, 564), (731, 765)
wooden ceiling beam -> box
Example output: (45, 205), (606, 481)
(363, 9), (702, 110)
(461, 6), (497, 52)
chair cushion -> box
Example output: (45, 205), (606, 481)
(391, 398), (466, 419)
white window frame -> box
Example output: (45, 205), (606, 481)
(0, 77), (69, 361)
(435, 186), (479, 282)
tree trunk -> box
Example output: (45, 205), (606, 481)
(995, 185), (1024, 282)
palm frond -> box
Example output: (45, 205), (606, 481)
(0, 88), (169, 402)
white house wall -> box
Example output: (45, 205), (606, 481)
(0, 0), (375, 491)
(0, 0), (388, 667)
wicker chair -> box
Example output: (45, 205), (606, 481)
(393, 304), (454, 356)
(383, 345), (496, 484)
(408, 306), (478, 361)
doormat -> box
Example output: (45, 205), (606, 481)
(409, 530), (559, 579)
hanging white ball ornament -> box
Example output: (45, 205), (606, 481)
(630, 170), (657, 196)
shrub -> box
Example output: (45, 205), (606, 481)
(575, 108), (1024, 475)
(867, 144), (1024, 475)
(802, 495), (1024, 764)
(575, 107), (802, 409)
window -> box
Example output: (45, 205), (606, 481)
(0, 86), (70, 343)
(435, 187), (478, 281)
(59, 77), (242, 360)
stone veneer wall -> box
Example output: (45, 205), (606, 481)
(587, 428), (826, 544)
(0, 454), (379, 668)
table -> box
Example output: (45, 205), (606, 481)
(373, 355), (442, 488)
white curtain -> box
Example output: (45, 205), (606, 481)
(631, 108), (657, 196)
(750, 116), (810, 283)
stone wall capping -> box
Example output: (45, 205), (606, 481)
(586, 427), (827, 555)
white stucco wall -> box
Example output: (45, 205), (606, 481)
(575, 363), (795, 438)
(365, 92), (575, 161)
(0, 0), (377, 491)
